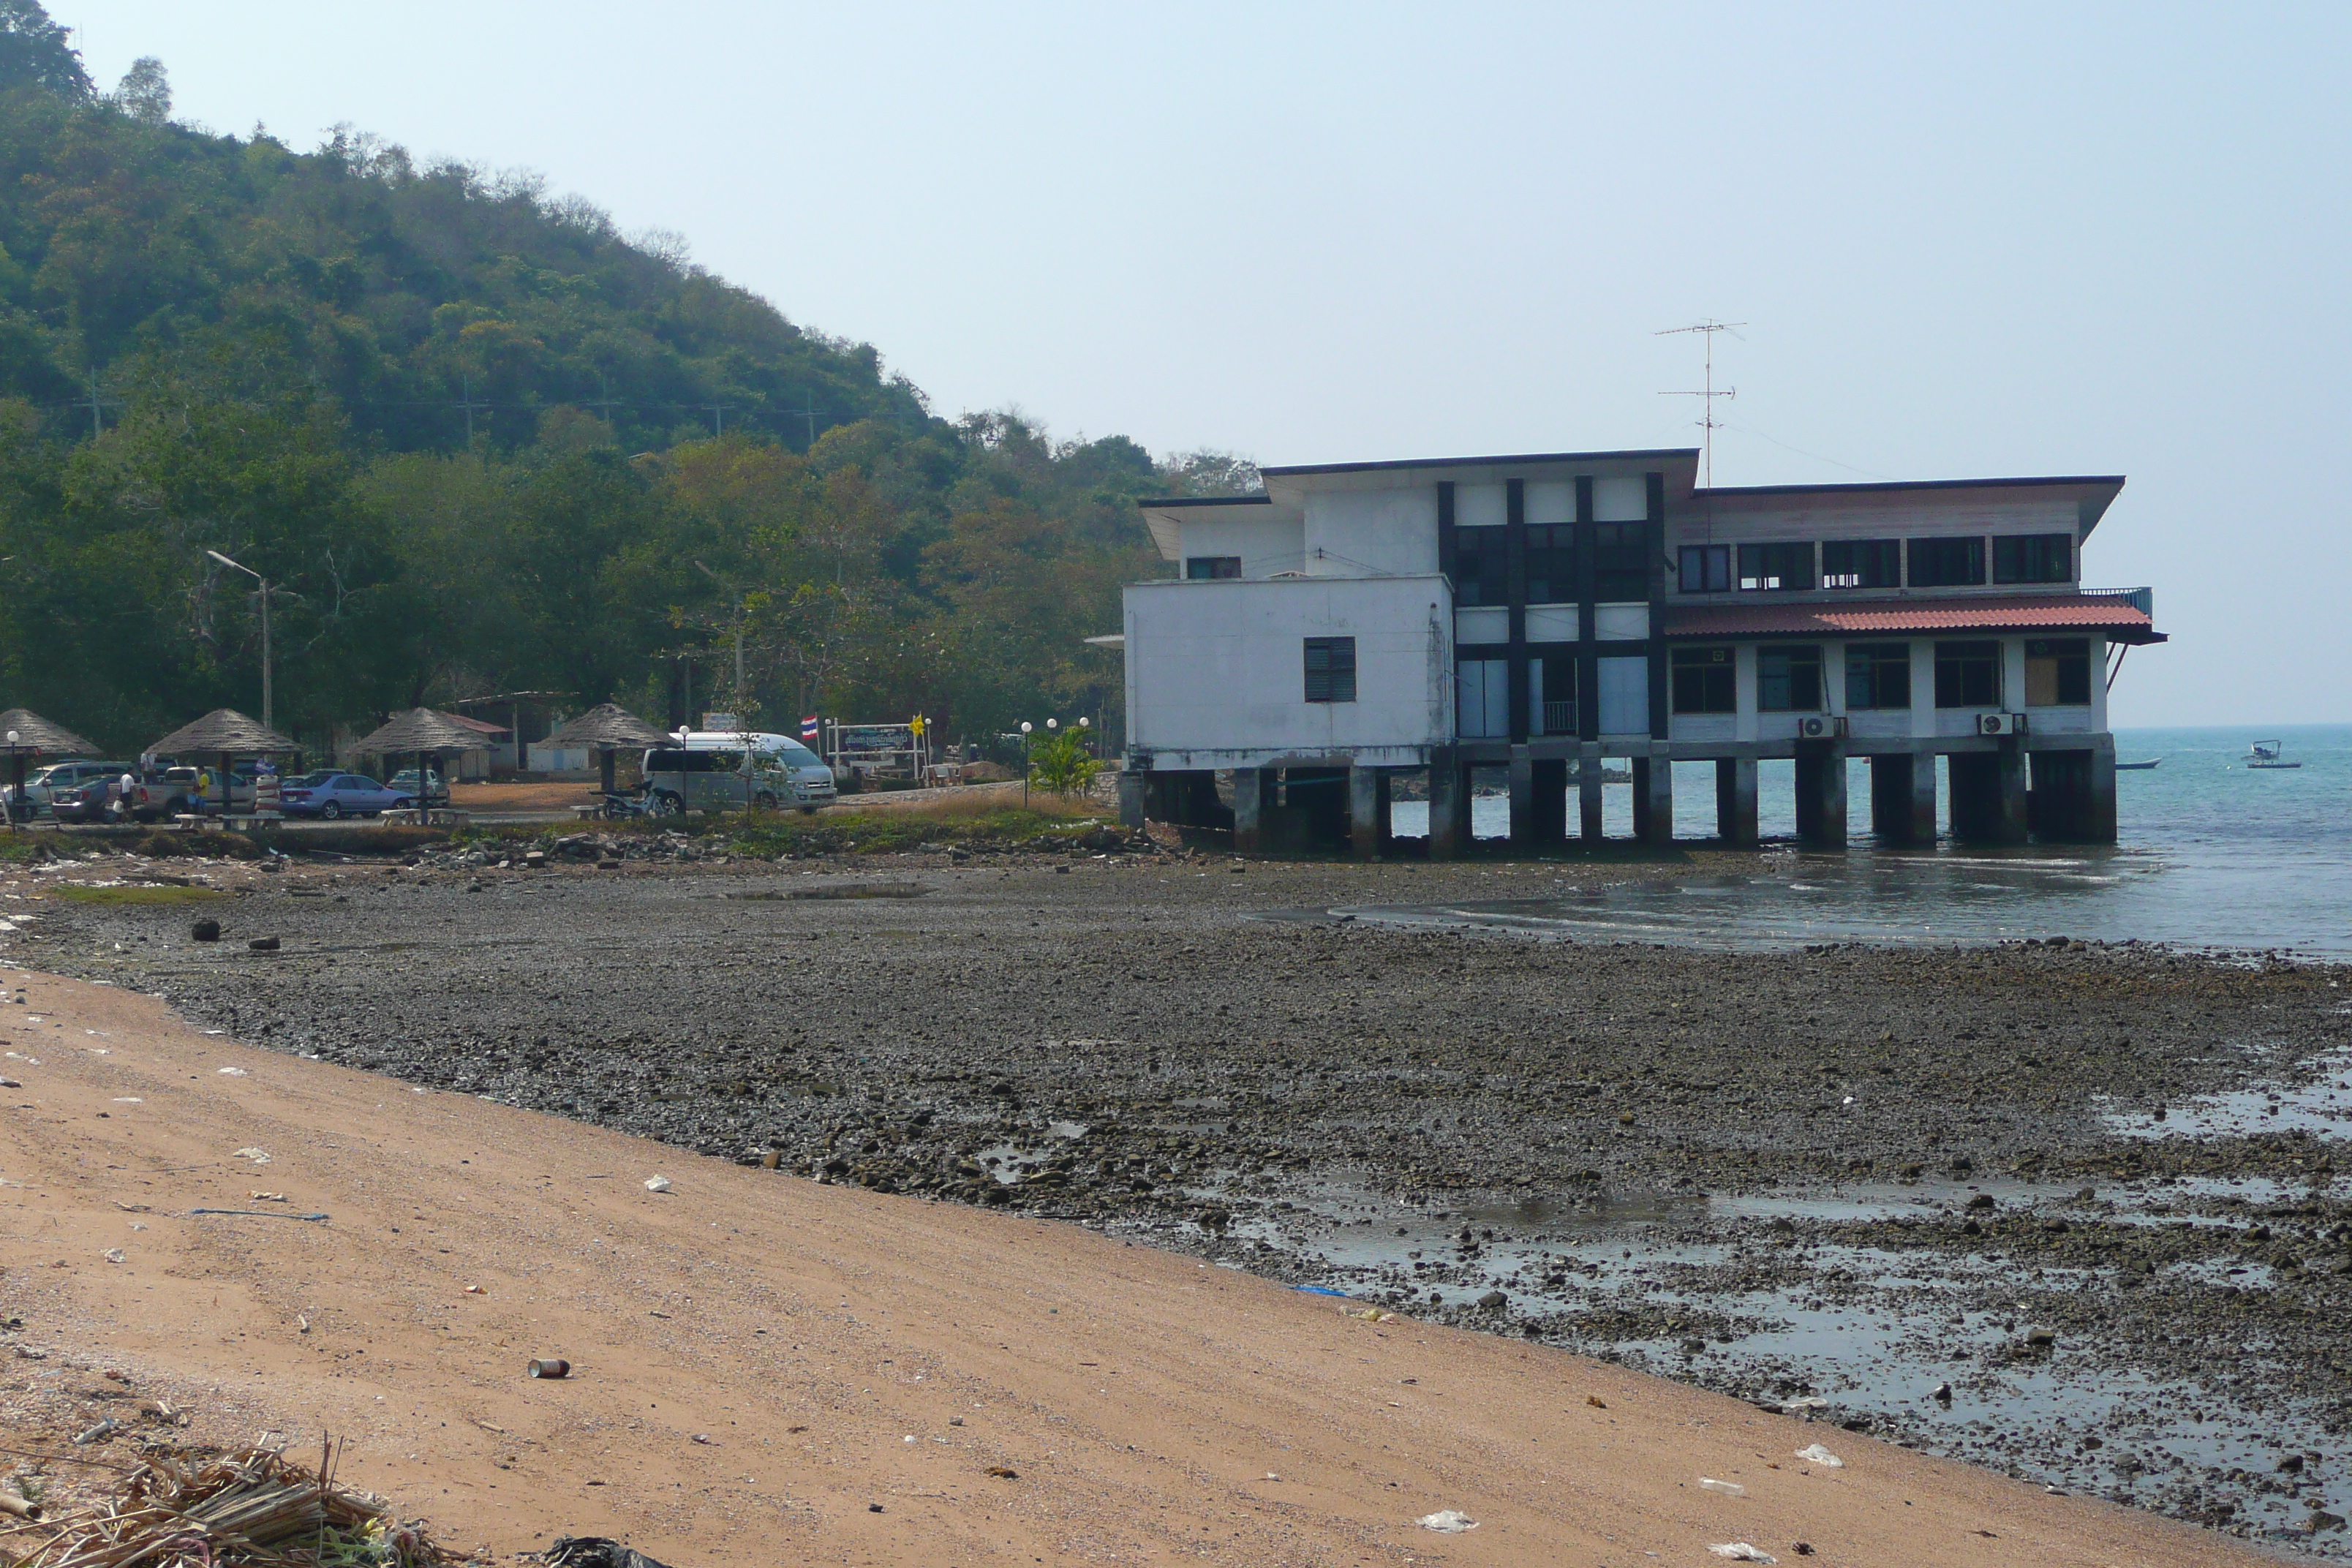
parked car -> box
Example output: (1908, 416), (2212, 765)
(44, 763), (136, 823)
(22, 759), (115, 813)
(127, 767), (203, 821)
(385, 769), (450, 809)
(281, 772), (402, 819)
(638, 731), (837, 815)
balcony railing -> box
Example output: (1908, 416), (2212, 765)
(2083, 586), (2155, 617)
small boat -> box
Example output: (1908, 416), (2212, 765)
(2247, 739), (2302, 769)
(2114, 758), (2162, 771)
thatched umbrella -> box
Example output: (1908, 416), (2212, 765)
(350, 709), (484, 815)
(0, 708), (96, 821)
(149, 708), (297, 815)
(543, 701), (671, 795)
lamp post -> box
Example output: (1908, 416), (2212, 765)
(206, 549), (274, 732)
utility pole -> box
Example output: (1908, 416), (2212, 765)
(86, 368), (105, 439)
(791, 399), (821, 448)
(206, 549), (274, 731)
(1656, 320), (1745, 489)
(587, 374), (626, 427)
(454, 375), (489, 445)
(703, 403), (734, 439)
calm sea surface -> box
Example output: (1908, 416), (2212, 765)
(1380, 724), (2352, 954)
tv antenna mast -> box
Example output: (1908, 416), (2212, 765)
(1656, 320), (1744, 488)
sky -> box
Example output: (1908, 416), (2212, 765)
(59, 3), (2352, 726)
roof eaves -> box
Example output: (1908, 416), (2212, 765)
(1260, 447), (1700, 479)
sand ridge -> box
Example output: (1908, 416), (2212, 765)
(0, 970), (2264, 1566)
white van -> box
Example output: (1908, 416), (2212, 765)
(639, 731), (838, 815)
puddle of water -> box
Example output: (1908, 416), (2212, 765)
(2100, 1047), (2352, 1141)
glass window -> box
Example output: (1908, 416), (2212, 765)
(1593, 522), (1649, 602)
(1909, 538), (1986, 587)
(1304, 636), (1357, 703)
(1757, 645), (1824, 712)
(1993, 534), (2073, 584)
(1525, 524), (1575, 605)
(1185, 556), (1242, 580)
(1678, 544), (1730, 594)
(1934, 640), (2002, 707)
(1821, 539), (1900, 589)
(1670, 646), (1735, 715)
(1845, 642), (1910, 709)
(2024, 637), (2091, 705)
(1737, 541), (1815, 592)
(1452, 526), (1509, 606)
(1455, 658), (1508, 736)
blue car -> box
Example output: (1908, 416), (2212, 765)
(279, 771), (401, 819)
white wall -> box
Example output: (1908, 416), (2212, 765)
(1125, 575), (1452, 766)
(1594, 475), (1648, 523)
(1303, 487), (1441, 577)
(1454, 483), (1507, 530)
(1177, 512), (1305, 578)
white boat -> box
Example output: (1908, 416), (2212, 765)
(2247, 739), (2302, 769)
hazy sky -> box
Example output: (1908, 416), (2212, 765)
(59, 4), (2351, 726)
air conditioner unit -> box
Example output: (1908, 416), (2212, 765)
(1796, 715), (1848, 739)
(1977, 712), (2028, 736)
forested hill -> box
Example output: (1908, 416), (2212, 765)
(0, 2), (1251, 753)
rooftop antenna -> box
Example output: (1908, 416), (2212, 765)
(1656, 320), (1744, 489)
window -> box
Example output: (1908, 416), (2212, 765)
(1185, 556), (1241, 580)
(1909, 537), (1986, 587)
(1304, 636), (1357, 704)
(1533, 652), (1578, 734)
(1821, 539), (1901, 589)
(2024, 637), (2091, 705)
(1452, 526), (1509, 606)
(1456, 658), (1508, 736)
(1525, 524), (1575, 604)
(1994, 534), (2073, 584)
(1678, 544), (1731, 594)
(1757, 645), (1825, 711)
(1934, 640), (2002, 707)
(1593, 522), (1649, 602)
(1845, 642), (1911, 709)
(1737, 541), (1815, 592)
(1670, 646), (1735, 715)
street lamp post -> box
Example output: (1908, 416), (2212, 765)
(206, 549), (273, 732)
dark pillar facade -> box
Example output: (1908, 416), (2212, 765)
(1349, 765), (1392, 860)
(1794, 742), (1848, 848)
(1631, 755), (1673, 845)
(1715, 755), (1758, 847)
(1869, 753), (1936, 844)
(1578, 747), (1605, 841)
(1286, 766), (1350, 851)
(1949, 746), (2028, 844)
(1145, 770), (1229, 829)
(1232, 767), (1272, 855)
(1428, 747), (1471, 860)
(1531, 757), (1569, 846)
(2028, 748), (2116, 844)
(1117, 769), (1145, 829)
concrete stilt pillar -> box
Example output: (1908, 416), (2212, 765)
(1996, 739), (2029, 843)
(1531, 758), (1568, 845)
(2086, 745), (2117, 845)
(1507, 747), (1537, 845)
(1949, 747), (2027, 844)
(1869, 753), (1935, 844)
(1117, 769), (1145, 829)
(1578, 747), (1605, 842)
(1632, 755), (1674, 845)
(1715, 756), (1759, 847)
(1231, 767), (1271, 856)
(1349, 765), (1390, 861)
(1428, 748), (1470, 860)
(1794, 743), (1848, 848)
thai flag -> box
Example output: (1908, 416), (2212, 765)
(799, 715), (820, 742)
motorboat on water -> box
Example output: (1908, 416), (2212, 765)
(2247, 739), (2302, 769)
(2114, 758), (2161, 770)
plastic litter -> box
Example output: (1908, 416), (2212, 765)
(1699, 1477), (1746, 1496)
(217, 1066), (248, 1077)
(1795, 1442), (1844, 1467)
(189, 1207), (330, 1221)
(102, 1248), (125, 1263)
(527, 1358), (570, 1379)
(1710, 1545), (1777, 1564)
(233, 1147), (271, 1165)
(546, 1539), (678, 1568)
(1417, 1510), (1478, 1533)
(1293, 1285), (1349, 1297)
(644, 1175), (672, 1193)
(71, 1417), (119, 1445)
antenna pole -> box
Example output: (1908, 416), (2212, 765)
(1656, 320), (1746, 489)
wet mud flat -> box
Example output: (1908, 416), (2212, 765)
(25, 847), (2352, 1553)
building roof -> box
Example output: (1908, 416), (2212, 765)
(1695, 473), (2127, 537)
(1664, 593), (2164, 645)
(434, 710), (511, 737)
(0, 708), (95, 755)
(1260, 448), (1700, 480)
(150, 708), (298, 756)
(350, 707), (494, 756)
(543, 702), (671, 751)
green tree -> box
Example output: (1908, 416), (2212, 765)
(0, 0), (87, 100)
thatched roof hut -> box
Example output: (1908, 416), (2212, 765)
(349, 708), (490, 758)
(150, 708), (296, 757)
(543, 702), (671, 794)
(0, 708), (96, 756)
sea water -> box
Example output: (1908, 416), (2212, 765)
(1378, 724), (2352, 954)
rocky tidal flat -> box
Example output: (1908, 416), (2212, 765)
(26, 843), (2352, 1551)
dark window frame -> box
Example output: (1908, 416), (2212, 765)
(1670, 645), (1737, 715)
(1303, 636), (1357, 704)
(1593, 521), (1649, 603)
(1821, 538), (1901, 590)
(1737, 540), (1816, 592)
(1844, 641), (1912, 709)
(1452, 526), (1510, 607)
(1934, 639), (2003, 708)
(1908, 536), (1986, 588)
(1678, 543), (1731, 594)
(1525, 523), (1575, 605)
(1185, 555), (1243, 581)
(2024, 636), (2092, 706)
(1757, 644), (1825, 712)
(1993, 533), (2073, 584)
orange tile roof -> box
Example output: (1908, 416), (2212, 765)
(1663, 594), (2161, 644)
